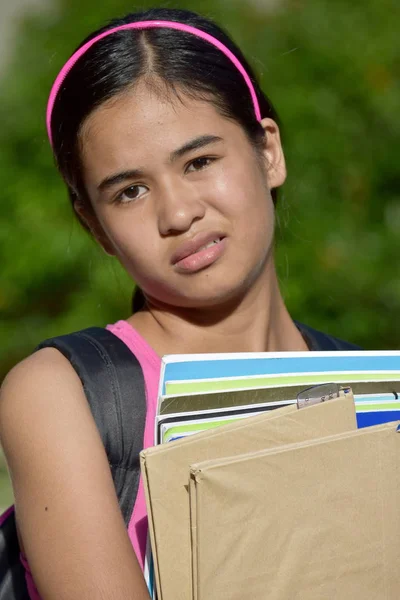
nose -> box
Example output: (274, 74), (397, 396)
(157, 179), (206, 236)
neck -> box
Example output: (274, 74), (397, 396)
(128, 265), (308, 356)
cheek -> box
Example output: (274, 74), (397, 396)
(217, 161), (273, 228)
(99, 211), (159, 268)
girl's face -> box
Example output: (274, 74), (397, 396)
(79, 83), (286, 308)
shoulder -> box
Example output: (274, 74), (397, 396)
(1, 346), (82, 405)
(0, 347), (91, 455)
(1, 346), (83, 398)
(295, 321), (362, 351)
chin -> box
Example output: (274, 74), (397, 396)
(144, 254), (272, 310)
(160, 278), (252, 311)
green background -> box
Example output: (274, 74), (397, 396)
(0, 0), (399, 506)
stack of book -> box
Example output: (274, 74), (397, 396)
(155, 350), (400, 444)
(141, 350), (400, 600)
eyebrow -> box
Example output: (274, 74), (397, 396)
(168, 134), (223, 162)
(97, 134), (223, 193)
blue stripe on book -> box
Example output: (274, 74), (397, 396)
(149, 553), (155, 599)
(163, 356), (400, 390)
(356, 410), (400, 428)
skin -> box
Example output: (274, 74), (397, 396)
(78, 81), (308, 356)
(0, 78), (308, 600)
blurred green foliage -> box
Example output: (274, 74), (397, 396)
(0, 0), (399, 392)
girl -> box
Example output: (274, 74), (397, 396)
(0, 7), (359, 599)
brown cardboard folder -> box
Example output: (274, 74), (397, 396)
(140, 396), (357, 600)
(189, 421), (400, 600)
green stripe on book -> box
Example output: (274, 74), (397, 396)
(163, 417), (243, 443)
(355, 403), (400, 412)
(165, 372), (400, 395)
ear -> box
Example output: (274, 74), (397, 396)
(259, 118), (287, 189)
(74, 200), (116, 256)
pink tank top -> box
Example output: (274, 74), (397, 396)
(23, 320), (161, 598)
(106, 320), (161, 567)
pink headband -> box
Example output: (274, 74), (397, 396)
(46, 20), (262, 148)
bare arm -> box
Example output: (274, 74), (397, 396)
(0, 348), (150, 600)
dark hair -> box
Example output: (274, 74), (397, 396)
(50, 7), (281, 311)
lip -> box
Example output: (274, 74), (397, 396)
(170, 231), (226, 265)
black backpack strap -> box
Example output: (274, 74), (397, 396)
(295, 321), (362, 351)
(36, 327), (147, 526)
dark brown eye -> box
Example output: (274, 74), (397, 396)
(116, 184), (148, 204)
(124, 186), (140, 199)
(187, 157), (214, 173)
